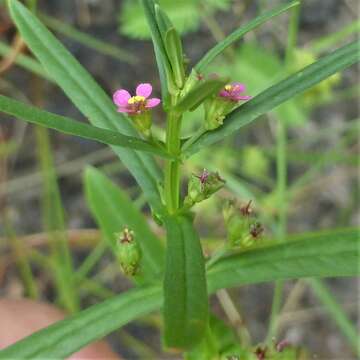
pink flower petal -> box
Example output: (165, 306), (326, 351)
(136, 83), (152, 98)
(219, 90), (230, 97)
(235, 95), (252, 101)
(231, 82), (246, 89)
(117, 106), (134, 113)
(145, 98), (161, 108)
(113, 90), (131, 106)
(231, 83), (246, 94)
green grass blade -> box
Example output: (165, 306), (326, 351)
(84, 167), (164, 282)
(308, 278), (360, 356)
(207, 228), (359, 292)
(0, 228), (358, 359)
(0, 286), (162, 360)
(2, 219), (39, 299)
(163, 215), (208, 349)
(41, 14), (137, 64)
(35, 126), (79, 313)
(174, 77), (228, 113)
(0, 41), (51, 80)
(8, 0), (164, 214)
(184, 40), (360, 157)
(194, 0), (300, 72)
(0, 95), (173, 159)
(310, 19), (360, 54)
(141, 0), (172, 100)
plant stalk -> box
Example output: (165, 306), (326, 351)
(164, 109), (182, 213)
(266, 2), (300, 343)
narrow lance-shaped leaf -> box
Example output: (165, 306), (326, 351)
(0, 286), (163, 360)
(195, 0), (300, 72)
(0, 41), (51, 80)
(164, 28), (185, 89)
(84, 167), (164, 283)
(40, 13), (137, 64)
(0, 228), (358, 359)
(163, 214), (208, 350)
(141, 0), (173, 100)
(35, 127), (79, 313)
(0, 95), (173, 159)
(8, 0), (164, 214)
(155, 5), (185, 89)
(207, 227), (360, 292)
(175, 77), (229, 113)
(184, 40), (360, 156)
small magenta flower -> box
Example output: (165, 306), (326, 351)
(204, 81), (251, 130)
(113, 83), (160, 136)
(113, 83), (160, 115)
(219, 82), (252, 102)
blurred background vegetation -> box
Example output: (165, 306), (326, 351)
(0, 0), (359, 358)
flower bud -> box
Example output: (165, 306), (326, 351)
(223, 200), (264, 248)
(184, 169), (225, 207)
(204, 97), (232, 130)
(116, 227), (141, 276)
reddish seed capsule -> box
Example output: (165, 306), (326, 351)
(276, 339), (290, 352)
(240, 200), (253, 217)
(250, 222), (264, 239)
(254, 346), (267, 360)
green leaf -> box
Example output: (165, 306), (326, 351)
(141, 0), (173, 101)
(0, 228), (358, 359)
(35, 126), (79, 313)
(40, 13), (137, 64)
(0, 286), (162, 360)
(0, 95), (173, 159)
(175, 77), (229, 113)
(308, 278), (360, 356)
(163, 215), (208, 349)
(195, 0), (300, 72)
(119, 0), (231, 40)
(0, 41), (51, 80)
(164, 28), (185, 88)
(207, 228), (360, 292)
(84, 167), (164, 283)
(8, 0), (164, 214)
(184, 40), (360, 157)
(310, 19), (360, 54)
(153, 6), (186, 91)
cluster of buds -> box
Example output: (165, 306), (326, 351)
(253, 340), (304, 360)
(184, 169), (225, 208)
(223, 199), (264, 248)
(204, 82), (251, 130)
(116, 227), (141, 276)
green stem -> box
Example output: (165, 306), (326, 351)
(164, 110), (182, 213)
(3, 216), (39, 299)
(266, 3), (300, 343)
(266, 119), (287, 343)
(182, 126), (206, 153)
(308, 278), (360, 356)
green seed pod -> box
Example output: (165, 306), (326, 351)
(184, 169), (225, 208)
(132, 112), (152, 138)
(204, 97), (231, 130)
(116, 227), (141, 276)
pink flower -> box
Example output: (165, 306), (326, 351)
(113, 83), (161, 115)
(219, 82), (252, 102)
